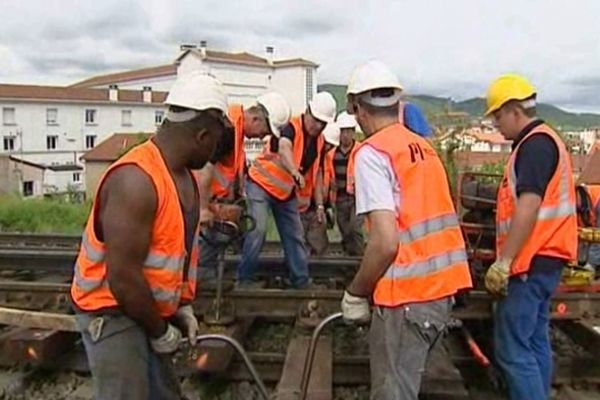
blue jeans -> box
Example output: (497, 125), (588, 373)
(494, 263), (563, 400)
(237, 179), (309, 287)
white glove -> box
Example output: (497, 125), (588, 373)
(484, 258), (512, 297)
(175, 305), (199, 346)
(341, 290), (371, 324)
(150, 323), (182, 354)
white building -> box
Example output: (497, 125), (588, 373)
(0, 44), (318, 196)
(71, 43), (318, 115)
(0, 84), (166, 194)
(438, 125), (511, 153)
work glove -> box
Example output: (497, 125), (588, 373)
(150, 323), (182, 354)
(484, 258), (512, 297)
(200, 207), (215, 227)
(341, 290), (371, 324)
(174, 304), (200, 346)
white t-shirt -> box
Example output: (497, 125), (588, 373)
(354, 145), (401, 215)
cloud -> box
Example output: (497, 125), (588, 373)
(1, 0), (600, 111)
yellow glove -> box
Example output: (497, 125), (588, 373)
(484, 259), (512, 297)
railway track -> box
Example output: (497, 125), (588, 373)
(0, 233), (599, 398)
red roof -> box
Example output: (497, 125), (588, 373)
(70, 64), (176, 89)
(71, 48), (317, 89)
(465, 128), (511, 145)
(81, 133), (153, 162)
(579, 148), (600, 184)
(0, 84), (167, 104)
(454, 151), (509, 168)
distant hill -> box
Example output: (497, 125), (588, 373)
(318, 83), (600, 130)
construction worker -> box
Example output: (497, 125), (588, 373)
(70, 72), (229, 399)
(484, 74), (577, 400)
(300, 122), (339, 256)
(576, 183), (600, 269)
(323, 112), (364, 255)
(197, 92), (291, 284)
(400, 102), (433, 138)
(341, 60), (472, 399)
(238, 92), (337, 288)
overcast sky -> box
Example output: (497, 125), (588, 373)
(1, 0), (600, 112)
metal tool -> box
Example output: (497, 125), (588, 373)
(299, 312), (342, 400)
(182, 333), (270, 400)
(201, 211), (256, 325)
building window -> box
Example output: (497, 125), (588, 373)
(305, 68), (314, 103)
(46, 108), (58, 125)
(46, 135), (58, 150)
(22, 181), (33, 197)
(122, 110), (132, 126)
(85, 135), (96, 149)
(3, 107), (16, 125)
(3, 136), (15, 151)
(85, 109), (97, 125)
(155, 110), (164, 125)
(73, 173), (81, 183)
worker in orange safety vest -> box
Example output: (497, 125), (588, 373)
(70, 72), (230, 399)
(196, 92), (291, 285)
(484, 74), (577, 400)
(238, 92), (337, 288)
(341, 60), (472, 399)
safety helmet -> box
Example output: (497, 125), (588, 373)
(485, 74), (536, 116)
(322, 122), (340, 147)
(308, 92), (337, 123)
(165, 71), (228, 114)
(336, 111), (357, 129)
(256, 92), (291, 138)
(346, 60), (403, 110)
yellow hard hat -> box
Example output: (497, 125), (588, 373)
(485, 74), (536, 116)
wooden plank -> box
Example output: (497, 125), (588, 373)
(0, 327), (78, 366)
(0, 307), (77, 331)
(276, 335), (332, 400)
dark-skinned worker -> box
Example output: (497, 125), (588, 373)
(300, 121), (339, 256)
(238, 92), (337, 288)
(341, 60), (472, 399)
(196, 92), (291, 285)
(484, 74), (577, 400)
(323, 111), (364, 256)
(70, 72), (229, 399)
(576, 183), (600, 270)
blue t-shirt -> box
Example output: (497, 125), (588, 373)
(403, 102), (432, 138)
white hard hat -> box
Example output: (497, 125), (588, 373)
(165, 72), (228, 115)
(322, 122), (340, 147)
(347, 60), (403, 107)
(309, 92), (337, 123)
(256, 92), (291, 138)
(336, 111), (357, 129)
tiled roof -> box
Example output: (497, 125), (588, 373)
(0, 84), (167, 104)
(465, 128), (511, 145)
(454, 151), (509, 168)
(579, 148), (600, 184)
(81, 133), (153, 162)
(71, 48), (317, 88)
(70, 64), (176, 88)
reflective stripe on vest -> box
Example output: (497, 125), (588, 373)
(252, 158), (295, 194)
(383, 249), (468, 280)
(398, 213), (459, 244)
(212, 167), (233, 194)
(359, 123), (472, 307)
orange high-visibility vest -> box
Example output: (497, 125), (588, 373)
(71, 140), (199, 318)
(248, 116), (323, 208)
(496, 124), (577, 275)
(359, 123), (472, 307)
(581, 185), (600, 227)
(211, 105), (245, 199)
(292, 118), (324, 212)
(324, 142), (359, 203)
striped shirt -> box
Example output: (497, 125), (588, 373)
(334, 141), (355, 194)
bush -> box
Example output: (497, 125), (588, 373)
(0, 196), (90, 234)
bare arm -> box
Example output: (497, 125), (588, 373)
(100, 166), (166, 338)
(347, 210), (399, 296)
(499, 193), (542, 261)
(314, 168), (324, 206)
(278, 137), (300, 176)
(197, 163), (214, 211)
